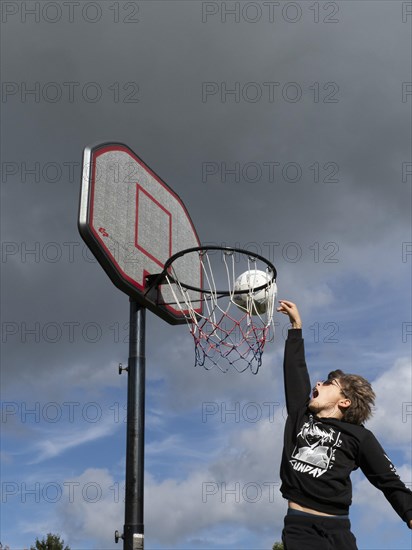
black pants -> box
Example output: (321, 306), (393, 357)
(282, 513), (358, 550)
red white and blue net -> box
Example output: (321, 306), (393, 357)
(163, 247), (277, 374)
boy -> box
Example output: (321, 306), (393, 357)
(277, 300), (412, 550)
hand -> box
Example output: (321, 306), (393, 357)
(277, 300), (302, 329)
(409, 519), (412, 529)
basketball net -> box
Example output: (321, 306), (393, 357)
(163, 248), (276, 374)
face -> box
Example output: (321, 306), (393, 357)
(308, 378), (350, 418)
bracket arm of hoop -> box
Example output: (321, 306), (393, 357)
(144, 273), (167, 289)
(143, 271), (174, 306)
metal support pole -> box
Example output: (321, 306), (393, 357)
(123, 298), (146, 550)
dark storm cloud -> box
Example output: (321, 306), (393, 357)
(1, 0), (410, 396)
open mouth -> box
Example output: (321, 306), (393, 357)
(312, 388), (319, 398)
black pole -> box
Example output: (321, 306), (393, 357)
(123, 299), (146, 550)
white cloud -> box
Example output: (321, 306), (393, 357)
(30, 418), (119, 463)
(54, 416), (286, 547)
(300, 283), (336, 310)
(142, 416), (287, 544)
(56, 468), (123, 550)
(368, 357), (412, 450)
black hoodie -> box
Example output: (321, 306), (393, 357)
(280, 329), (412, 526)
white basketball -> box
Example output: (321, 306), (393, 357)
(232, 270), (277, 315)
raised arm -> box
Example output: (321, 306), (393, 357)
(277, 300), (311, 414)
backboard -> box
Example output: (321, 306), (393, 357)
(78, 142), (202, 324)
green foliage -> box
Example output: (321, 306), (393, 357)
(30, 533), (70, 550)
(272, 542), (284, 550)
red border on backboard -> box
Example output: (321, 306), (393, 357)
(86, 144), (202, 319)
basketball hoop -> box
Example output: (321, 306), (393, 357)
(149, 246), (277, 374)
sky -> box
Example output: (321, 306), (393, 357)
(1, 1), (411, 549)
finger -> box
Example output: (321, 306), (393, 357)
(278, 300), (294, 309)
